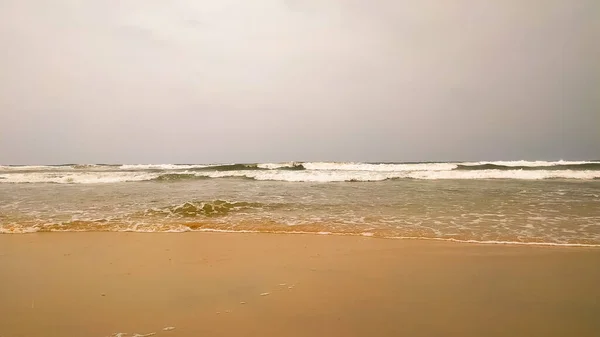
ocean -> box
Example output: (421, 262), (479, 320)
(1, 161), (599, 246)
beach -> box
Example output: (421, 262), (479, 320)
(3, 0), (598, 335)
(1, 232), (599, 337)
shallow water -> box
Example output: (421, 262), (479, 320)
(1, 163), (599, 246)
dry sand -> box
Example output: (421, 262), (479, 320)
(1, 232), (599, 337)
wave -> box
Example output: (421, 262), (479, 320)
(278, 164), (306, 170)
(154, 169), (600, 182)
(456, 163), (600, 171)
(118, 164), (210, 170)
(244, 169), (600, 182)
(151, 173), (209, 182)
(0, 165), (74, 172)
(2, 221), (598, 247)
(257, 162), (305, 170)
(0, 172), (158, 184)
(463, 160), (597, 167)
(302, 162), (457, 172)
(2, 169), (599, 183)
(187, 163), (267, 171)
(2, 160), (599, 183)
(71, 164), (120, 169)
(144, 200), (264, 218)
(183, 163), (304, 172)
(2, 161), (596, 172)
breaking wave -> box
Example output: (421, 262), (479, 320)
(186, 163), (304, 171)
(187, 164), (265, 171)
(456, 163), (600, 171)
(1, 160), (599, 183)
(119, 164), (210, 170)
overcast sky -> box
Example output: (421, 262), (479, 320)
(1, 0), (598, 164)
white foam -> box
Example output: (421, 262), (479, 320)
(195, 169), (600, 182)
(406, 169), (600, 180)
(301, 160), (597, 172)
(204, 169), (401, 182)
(302, 162), (458, 172)
(0, 171), (159, 184)
(3, 223), (599, 247)
(3, 168), (597, 184)
(257, 162), (300, 169)
(194, 229), (600, 247)
(118, 226), (192, 233)
(389, 236), (600, 247)
(0, 226), (40, 234)
(462, 160), (595, 167)
(0, 165), (74, 171)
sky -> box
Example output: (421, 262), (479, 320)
(1, 0), (598, 164)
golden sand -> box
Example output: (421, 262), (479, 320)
(1, 232), (599, 337)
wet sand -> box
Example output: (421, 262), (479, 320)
(1, 233), (599, 337)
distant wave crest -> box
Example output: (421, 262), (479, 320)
(456, 162), (600, 171)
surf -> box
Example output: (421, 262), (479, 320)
(1, 161), (599, 183)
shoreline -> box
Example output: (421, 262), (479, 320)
(2, 229), (600, 248)
(1, 232), (600, 336)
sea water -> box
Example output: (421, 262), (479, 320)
(1, 161), (599, 246)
